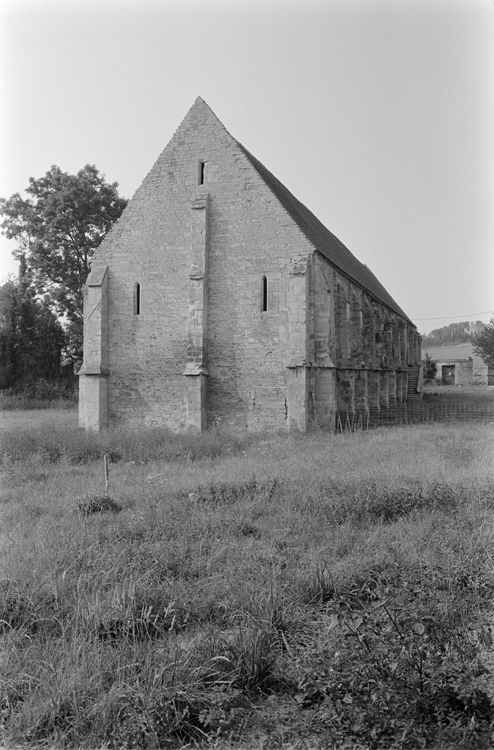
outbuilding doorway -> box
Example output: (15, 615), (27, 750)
(442, 365), (455, 385)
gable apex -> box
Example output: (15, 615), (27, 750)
(169, 99), (413, 324)
(181, 96), (225, 125)
(189, 96), (213, 113)
(165, 96), (236, 151)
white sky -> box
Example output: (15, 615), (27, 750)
(1, 0), (493, 335)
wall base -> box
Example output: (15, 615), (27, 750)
(78, 374), (108, 432)
(184, 370), (208, 432)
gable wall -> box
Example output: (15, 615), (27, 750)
(85, 102), (315, 430)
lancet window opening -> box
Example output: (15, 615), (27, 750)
(199, 160), (206, 185)
(134, 282), (141, 315)
(261, 275), (268, 312)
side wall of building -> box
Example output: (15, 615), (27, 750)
(310, 254), (421, 422)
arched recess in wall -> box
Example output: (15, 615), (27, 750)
(362, 299), (374, 363)
(374, 311), (384, 365)
(390, 320), (400, 361)
(351, 292), (363, 361)
(335, 283), (350, 363)
(383, 320), (393, 359)
(344, 299), (351, 363)
(133, 282), (141, 315)
(399, 321), (407, 364)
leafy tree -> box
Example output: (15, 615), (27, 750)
(472, 318), (494, 367)
(423, 353), (437, 382)
(0, 258), (65, 391)
(0, 164), (127, 365)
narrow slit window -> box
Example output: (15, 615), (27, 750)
(199, 160), (206, 185)
(261, 275), (268, 312)
(134, 282), (141, 315)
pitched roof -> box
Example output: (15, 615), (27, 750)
(236, 142), (413, 324)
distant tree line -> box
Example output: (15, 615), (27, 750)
(421, 321), (487, 348)
(0, 165), (127, 396)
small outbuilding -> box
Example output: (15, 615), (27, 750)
(436, 359), (473, 386)
(424, 348), (494, 386)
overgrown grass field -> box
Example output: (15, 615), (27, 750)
(1, 413), (494, 749)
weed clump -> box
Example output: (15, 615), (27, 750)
(304, 479), (462, 527)
(0, 581), (63, 637)
(96, 598), (190, 642)
(292, 571), (494, 748)
(76, 494), (122, 516)
(189, 477), (279, 506)
(216, 627), (279, 694)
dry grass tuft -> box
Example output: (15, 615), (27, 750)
(76, 494), (123, 516)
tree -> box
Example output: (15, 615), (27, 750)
(0, 259), (65, 391)
(0, 164), (127, 366)
(423, 352), (437, 382)
(472, 318), (494, 367)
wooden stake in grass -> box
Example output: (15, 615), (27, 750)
(104, 454), (109, 495)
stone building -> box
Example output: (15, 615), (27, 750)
(436, 359), (474, 387)
(426, 354), (494, 386)
(79, 98), (421, 432)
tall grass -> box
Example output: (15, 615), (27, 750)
(0, 420), (256, 464)
(1, 419), (494, 748)
(0, 381), (77, 411)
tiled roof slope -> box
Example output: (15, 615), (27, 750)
(237, 143), (413, 324)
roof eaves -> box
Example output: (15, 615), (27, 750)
(236, 141), (414, 326)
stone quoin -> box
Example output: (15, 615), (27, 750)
(79, 97), (422, 432)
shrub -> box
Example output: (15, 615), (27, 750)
(424, 352), (438, 382)
(293, 557), (494, 747)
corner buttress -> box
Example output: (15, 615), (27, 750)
(286, 254), (311, 430)
(78, 266), (109, 431)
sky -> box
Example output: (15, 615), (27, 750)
(0, 0), (493, 336)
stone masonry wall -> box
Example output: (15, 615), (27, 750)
(80, 99), (420, 432)
(81, 99), (316, 431)
(311, 254), (420, 419)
